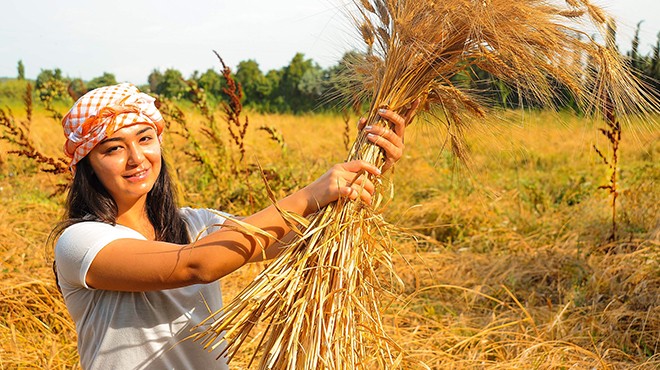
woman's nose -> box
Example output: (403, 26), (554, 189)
(126, 142), (145, 165)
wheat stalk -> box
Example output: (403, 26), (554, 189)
(194, 1), (659, 368)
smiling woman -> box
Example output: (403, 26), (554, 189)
(48, 83), (412, 369)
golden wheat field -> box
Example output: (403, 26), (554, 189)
(1, 94), (659, 369)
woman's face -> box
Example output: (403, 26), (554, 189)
(87, 124), (161, 206)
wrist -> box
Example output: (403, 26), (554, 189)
(279, 186), (320, 217)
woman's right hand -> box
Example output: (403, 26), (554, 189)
(300, 160), (382, 214)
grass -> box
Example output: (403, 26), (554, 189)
(0, 103), (658, 368)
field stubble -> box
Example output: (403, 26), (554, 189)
(0, 105), (658, 369)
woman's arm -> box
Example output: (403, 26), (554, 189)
(85, 160), (379, 291)
(84, 108), (416, 291)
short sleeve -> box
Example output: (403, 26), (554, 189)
(54, 222), (145, 289)
(179, 207), (232, 241)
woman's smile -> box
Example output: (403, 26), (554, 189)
(123, 167), (151, 182)
(88, 124), (162, 206)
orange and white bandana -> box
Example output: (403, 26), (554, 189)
(62, 83), (165, 172)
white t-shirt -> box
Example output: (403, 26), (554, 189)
(55, 207), (231, 370)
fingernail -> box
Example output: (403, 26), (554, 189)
(367, 133), (376, 140)
(378, 108), (386, 114)
(364, 125), (372, 131)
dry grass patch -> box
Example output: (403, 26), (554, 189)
(1, 103), (658, 368)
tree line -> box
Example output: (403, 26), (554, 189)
(626, 22), (660, 92)
(14, 23), (660, 114)
(17, 52), (350, 115)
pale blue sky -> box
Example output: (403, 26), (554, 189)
(1, 0), (659, 84)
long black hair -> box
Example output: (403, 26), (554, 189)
(49, 154), (190, 286)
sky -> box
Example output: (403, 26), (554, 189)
(1, 0), (659, 84)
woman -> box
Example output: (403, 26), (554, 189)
(51, 83), (413, 369)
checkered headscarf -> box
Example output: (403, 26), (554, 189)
(62, 83), (164, 172)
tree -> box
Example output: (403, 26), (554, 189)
(147, 69), (163, 93)
(298, 67), (323, 97)
(68, 78), (87, 101)
(35, 68), (71, 119)
(278, 53), (323, 113)
(235, 60), (271, 109)
(17, 60), (25, 80)
(147, 68), (188, 99)
(196, 68), (224, 99)
(264, 69), (285, 112)
(653, 32), (660, 72)
(87, 72), (118, 90)
(320, 51), (367, 111)
(652, 31), (660, 83)
(628, 21), (643, 70)
(35, 69), (70, 101)
(156, 69), (189, 99)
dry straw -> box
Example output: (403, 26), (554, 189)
(194, 0), (659, 368)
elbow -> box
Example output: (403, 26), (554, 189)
(178, 242), (225, 285)
(185, 256), (240, 285)
(186, 263), (219, 285)
(180, 239), (256, 285)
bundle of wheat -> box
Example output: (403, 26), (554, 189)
(193, 1), (658, 368)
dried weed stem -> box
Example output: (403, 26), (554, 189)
(0, 83), (69, 177)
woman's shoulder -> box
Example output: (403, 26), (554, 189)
(54, 220), (146, 287)
(59, 220), (121, 237)
(57, 220), (145, 248)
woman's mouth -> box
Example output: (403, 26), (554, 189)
(123, 168), (150, 182)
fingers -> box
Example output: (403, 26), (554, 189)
(366, 130), (402, 166)
(340, 159), (381, 177)
(335, 160), (380, 204)
(377, 108), (407, 138)
(339, 177), (376, 204)
(357, 99), (419, 138)
(304, 160), (383, 210)
(357, 117), (367, 130)
(364, 125), (403, 149)
(363, 119), (404, 172)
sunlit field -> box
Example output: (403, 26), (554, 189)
(1, 93), (658, 368)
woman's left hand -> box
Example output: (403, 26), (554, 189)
(357, 99), (420, 173)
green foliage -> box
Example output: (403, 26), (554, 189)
(147, 69), (163, 93)
(626, 23), (660, 93)
(87, 72), (117, 91)
(148, 69), (189, 99)
(17, 60), (25, 80)
(67, 78), (86, 101)
(628, 21), (643, 70)
(35, 69), (69, 100)
(195, 68), (225, 102)
(0, 79), (31, 102)
(235, 60), (271, 110)
(264, 69), (285, 112)
(35, 69), (71, 120)
(320, 51), (363, 110)
(276, 53), (324, 113)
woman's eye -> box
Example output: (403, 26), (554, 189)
(105, 146), (121, 154)
(140, 135), (154, 143)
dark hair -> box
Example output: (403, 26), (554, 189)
(49, 154), (190, 287)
